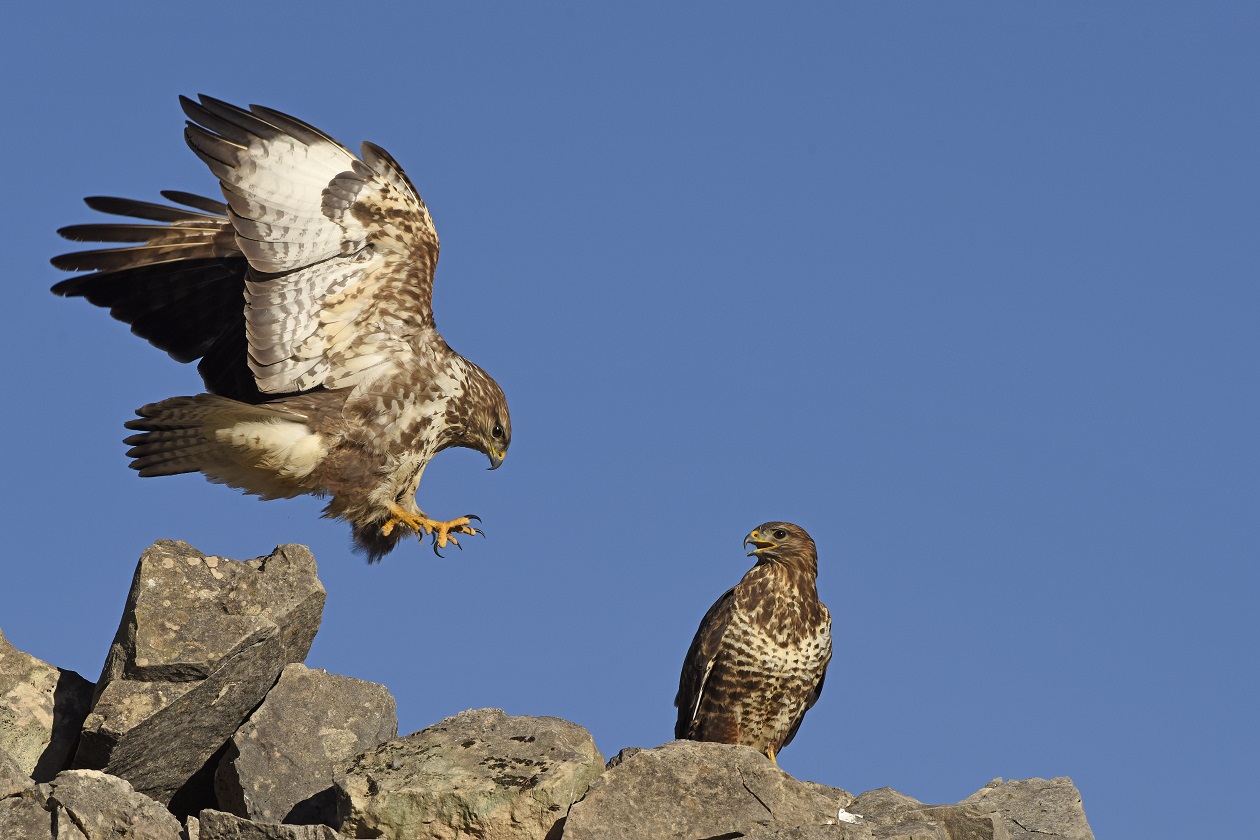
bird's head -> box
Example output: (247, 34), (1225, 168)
(744, 521), (818, 575)
(447, 361), (511, 470)
(481, 401), (511, 471)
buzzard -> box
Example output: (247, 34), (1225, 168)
(675, 522), (832, 764)
(51, 95), (511, 561)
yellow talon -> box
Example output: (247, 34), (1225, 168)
(381, 503), (479, 548)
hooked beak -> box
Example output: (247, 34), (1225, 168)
(744, 530), (777, 557)
(487, 450), (505, 471)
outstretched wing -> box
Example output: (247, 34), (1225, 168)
(180, 95), (440, 395)
(674, 586), (737, 739)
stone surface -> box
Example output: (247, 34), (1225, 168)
(962, 777), (1094, 840)
(215, 664), (396, 826)
(841, 787), (1008, 840)
(1, 746), (34, 798)
(736, 787), (1012, 840)
(562, 740), (846, 840)
(0, 628), (95, 781)
(0, 785), (51, 838)
(74, 541), (325, 814)
(45, 769), (182, 839)
(742, 828), (870, 840)
(336, 708), (604, 840)
(198, 809), (349, 839)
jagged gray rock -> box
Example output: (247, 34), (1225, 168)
(561, 740), (847, 840)
(0, 541), (1097, 840)
(0, 785), (51, 838)
(198, 809), (349, 839)
(215, 664), (396, 826)
(741, 828), (869, 840)
(335, 708), (604, 840)
(1, 747), (49, 837)
(73, 541), (326, 815)
(1, 747), (33, 798)
(831, 787), (1007, 840)
(45, 769), (183, 840)
(962, 777), (1094, 840)
(0, 628), (95, 781)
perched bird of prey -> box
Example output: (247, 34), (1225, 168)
(51, 95), (511, 561)
(675, 522), (832, 764)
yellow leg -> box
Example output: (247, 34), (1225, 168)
(767, 746), (777, 765)
(380, 503), (479, 548)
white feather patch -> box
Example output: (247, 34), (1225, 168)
(216, 420), (327, 480)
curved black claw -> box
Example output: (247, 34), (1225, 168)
(432, 537), (445, 559)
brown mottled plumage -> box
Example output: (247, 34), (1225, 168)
(675, 522), (832, 763)
(51, 95), (510, 561)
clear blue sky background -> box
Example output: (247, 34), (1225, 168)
(2, 4), (1255, 837)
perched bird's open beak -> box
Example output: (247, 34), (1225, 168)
(487, 450), (505, 470)
(745, 530), (777, 557)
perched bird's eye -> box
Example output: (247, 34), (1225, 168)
(492, 424), (504, 439)
(773, 529), (787, 540)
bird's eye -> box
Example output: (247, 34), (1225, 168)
(773, 529), (787, 540)
(491, 424), (503, 439)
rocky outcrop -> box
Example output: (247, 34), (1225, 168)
(1, 541), (1097, 840)
(564, 740), (845, 840)
(336, 708), (604, 840)
(0, 628), (95, 781)
(829, 786), (1008, 840)
(73, 541), (326, 815)
(196, 809), (350, 839)
(215, 664), (397, 826)
(0, 762), (183, 840)
(0, 784), (52, 838)
(45, 769), (184, 840)
(963, 777), (1095, 840)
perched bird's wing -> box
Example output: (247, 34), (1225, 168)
(179, 95), (441, 395)
(674, 586), (737, 739)
(780, 602), (832, 750)
(780, 670), (826, 750)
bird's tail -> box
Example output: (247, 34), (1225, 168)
(124, 394), (319, 501)
(350, 522), (406, 565)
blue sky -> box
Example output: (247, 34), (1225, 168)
(2, 3), (1256, 837)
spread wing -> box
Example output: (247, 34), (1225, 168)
(180, 95), (440, 395)
(674, 586), (736, 739)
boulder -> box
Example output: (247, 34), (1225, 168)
(561, 740), (847, 840)
(962, 777), (1094, 840)
(834, 787), (1006, 840)
(44, 769), (183, 840)
(741, 828), (870, 840)
(1, 747), (33, 798)
(74, 541), (326, 815)
(335, 708), (604, 840)
(197, 809), (349, 839)
(0, 786), (51, 838)
(215, 664), (396, 826)
(0, 628), (95, 781)
(1, 747), (49, 837)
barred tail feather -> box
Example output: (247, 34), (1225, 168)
(124, 394), (325, 500)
